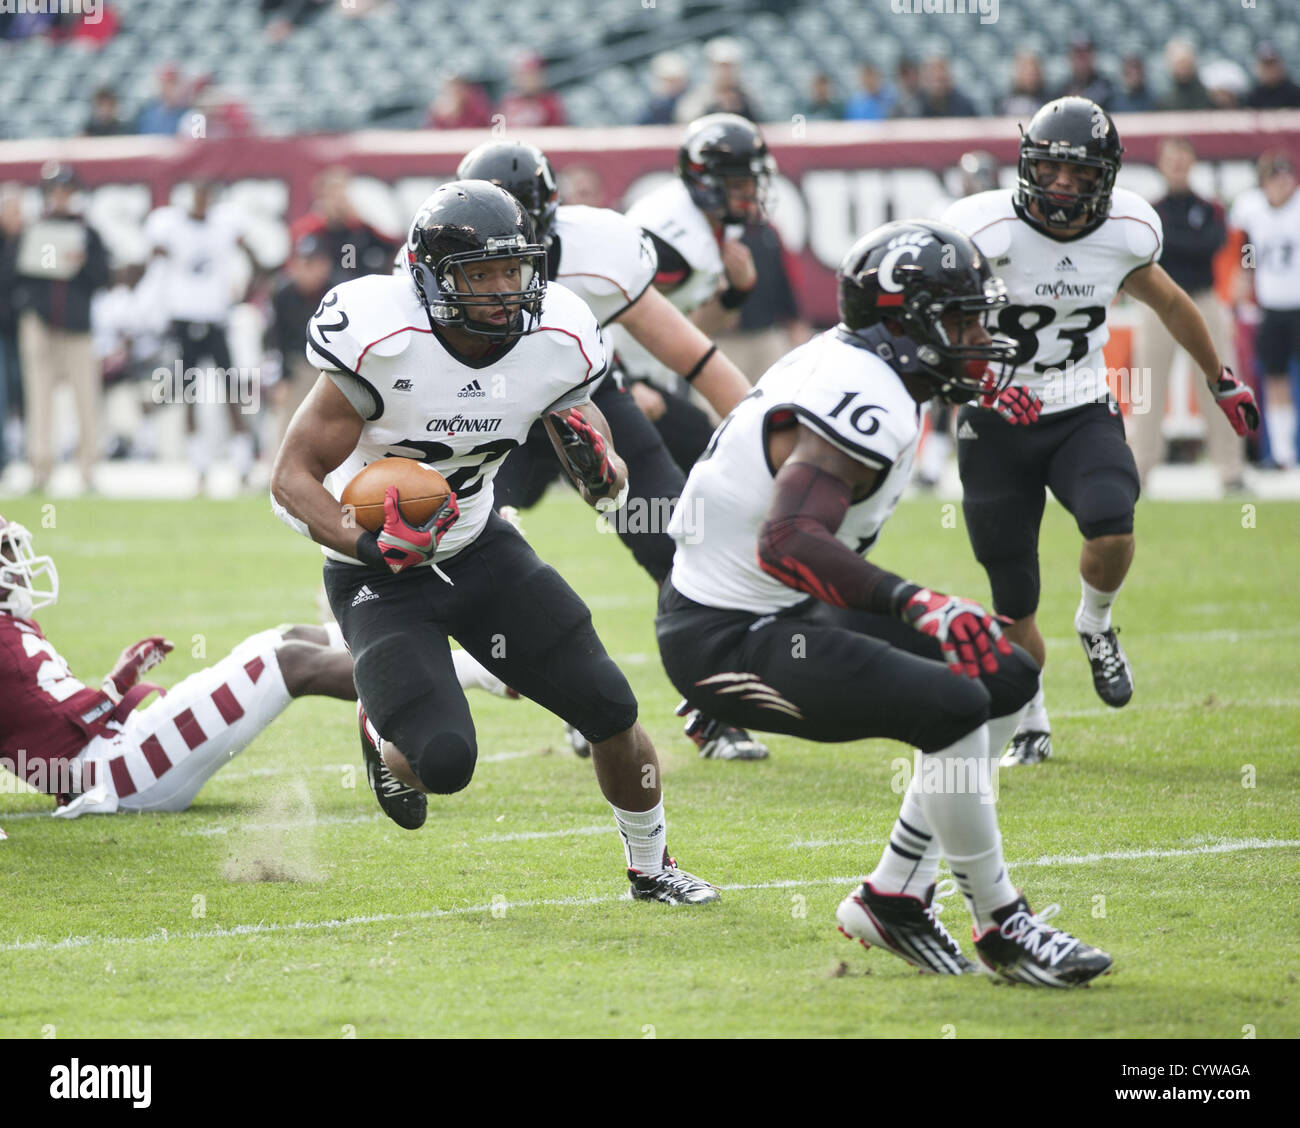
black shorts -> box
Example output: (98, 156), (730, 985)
(656, 582), (1038, 753)
(170, 320), (232, 372)
(325, 514), (638, 790)
(957, 400), (1140, 619)
(1255, 308), (1300, 377)
(491, 377), (686, 585)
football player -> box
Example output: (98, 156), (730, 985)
(270, 181), (719, 905)
(656, 220), (1112, 985)
(0, 515), (356, 818)
(455, 139), (767, 762)
(609, 113), (775, 473)
(942, 97), (1259, 765)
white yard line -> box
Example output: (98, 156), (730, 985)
(2, 837), (1295, 954)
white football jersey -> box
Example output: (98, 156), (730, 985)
(942, 187), (1163, 414)
(610, 178), (725, 386)
(669, 330), (920, 615)
(305, 274), (606, 565)
(1228, 187), (1300, 311)
(144, 204), (246, 325)
(552, 204), (658, 325)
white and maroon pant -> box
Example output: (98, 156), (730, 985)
(67, 630), (291, 814)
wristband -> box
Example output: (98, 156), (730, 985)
(719, 286), (751, 311)
(681, 344), (717, 383)
(888, 579), (921, 618)
(355, 530), (388, 571)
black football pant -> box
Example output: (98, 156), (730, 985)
(656, 582), (1039, 753)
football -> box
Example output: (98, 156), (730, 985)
(340, 458), (450, 533)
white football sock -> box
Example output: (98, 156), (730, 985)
(1266, 402), (1297, 466)
(610, 800), (668, 873)
(1017, 679), (1050, 734)
(323, 621), (346, 651)
(1074, 575), (1122, 634)
(229, 429), (255, 480)
(450, 648), (513, 698)
(187, 431), (211, 476)
(868, 755), (941, 897)
(987, 705), (1028, 764)
(910, 727), (1018, 929)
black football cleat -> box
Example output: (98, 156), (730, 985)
(1078, 627), (1133, 707)
(677, 701), (769, 761)
(628, 852), (720, 905)
(358, 703), (426, 830)
(563, 722), (592, 759)
(1000, 729), (1052, 767)
(836, 879), (976, 974)
(974, 896), (1113, 987)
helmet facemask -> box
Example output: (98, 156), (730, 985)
(687, 153), (775, 225)
(1018, 141), (1117, 230)
(0, 521), (59, 619)
(409, 234), (547, 344)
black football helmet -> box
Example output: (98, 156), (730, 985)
(456, 141), (560, 244)
(405, 180), (546, 342)
(678, 113), (775, 225)
(1017, 97), (1124, 231)
(837, 220), (1017, 404)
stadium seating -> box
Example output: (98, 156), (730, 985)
(0, 0), (1294, 139)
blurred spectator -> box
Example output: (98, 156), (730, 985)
(498, 51), (567, 129)
(91, 261), (168, 460)
(714, 224), (813, 382)
(0, 164), (110, 492)
(263, 0), (330, 42)
(290, 167), (398, 285)
(888, 57), (926, 120)
(958, 150), (999, 196)
(1054, 34), (1115, 110)
(1202, 60), (1251, 110)
(676, 38), (760, 123)
(1245, 43), (1300, 110)
(638, 52), (690, 126)
(1000, 50), (1047, 117)
(136, 66), (191, 136)
(0, 188), (24, 476)
(803, 73), (843, 122)
(1111, 55), (1156, 113)
(919, 57), (978, 118)
(427, 72), (494, 131)
(84, 86), (128, 137)
(557, 165), (607, 208)
(265, 235), (333, 453)
(181, 79), (256, 140)
(1159, 39), (1212, 112)
(1229, 151), (1300, 468)
(145, 180), (259, 491)
(1130, 138), (1242, 489)
(845, 64), (895, 121)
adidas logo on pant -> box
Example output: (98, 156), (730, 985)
(351, 585), (379, 608)
(957, 420), (979, 440)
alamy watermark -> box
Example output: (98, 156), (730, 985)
(0, 0), (101, 21)
(890, 0), (998, 26)
(151, 361), (260, 415)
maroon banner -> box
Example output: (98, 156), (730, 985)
(2, 112), (1297, 324)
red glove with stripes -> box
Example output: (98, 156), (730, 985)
(1211, 366), (1260, 436)
(899, 588), (1012, 678)
(375, 486), (459, 573)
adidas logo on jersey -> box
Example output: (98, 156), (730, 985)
(1055, 255), (1077, 272)
(957, 420), (979, 440)
(458, 379), (486, 399)
(351, 585), (379, 608)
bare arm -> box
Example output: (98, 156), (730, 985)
(1123, 263), (1221, 383)
(269, 374), (367, 557)
(616, 284), (751, 415)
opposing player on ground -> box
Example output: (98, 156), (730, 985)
(942, 98), (1259, 765)
(270, 181), (719, 905)
(456, 140), (766, 761)
(657, 221), (1112, 985)
(0, 515), (356, 817)
(610, 113), (775, 472)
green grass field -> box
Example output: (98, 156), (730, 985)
(1, 492), (1298, 1038)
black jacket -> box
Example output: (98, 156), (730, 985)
(0, 217), (110, 333)
(1153, 191), (1226, 295)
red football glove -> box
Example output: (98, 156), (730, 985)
(376, 485), (459, 573)
(105, 636), (172, 701)
(548, 408), (617, 495)
(979, 376), (1042, 426)
(1211, 366), (1260, 436)
(900, 588), (1012, 678)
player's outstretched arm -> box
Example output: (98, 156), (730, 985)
(544, 402), (628, 509)
(757, 426), (1010, 678)
(270, 374), (368, 557)
(1123, 263), (1259, 435)
(616, 285), (751, 416)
